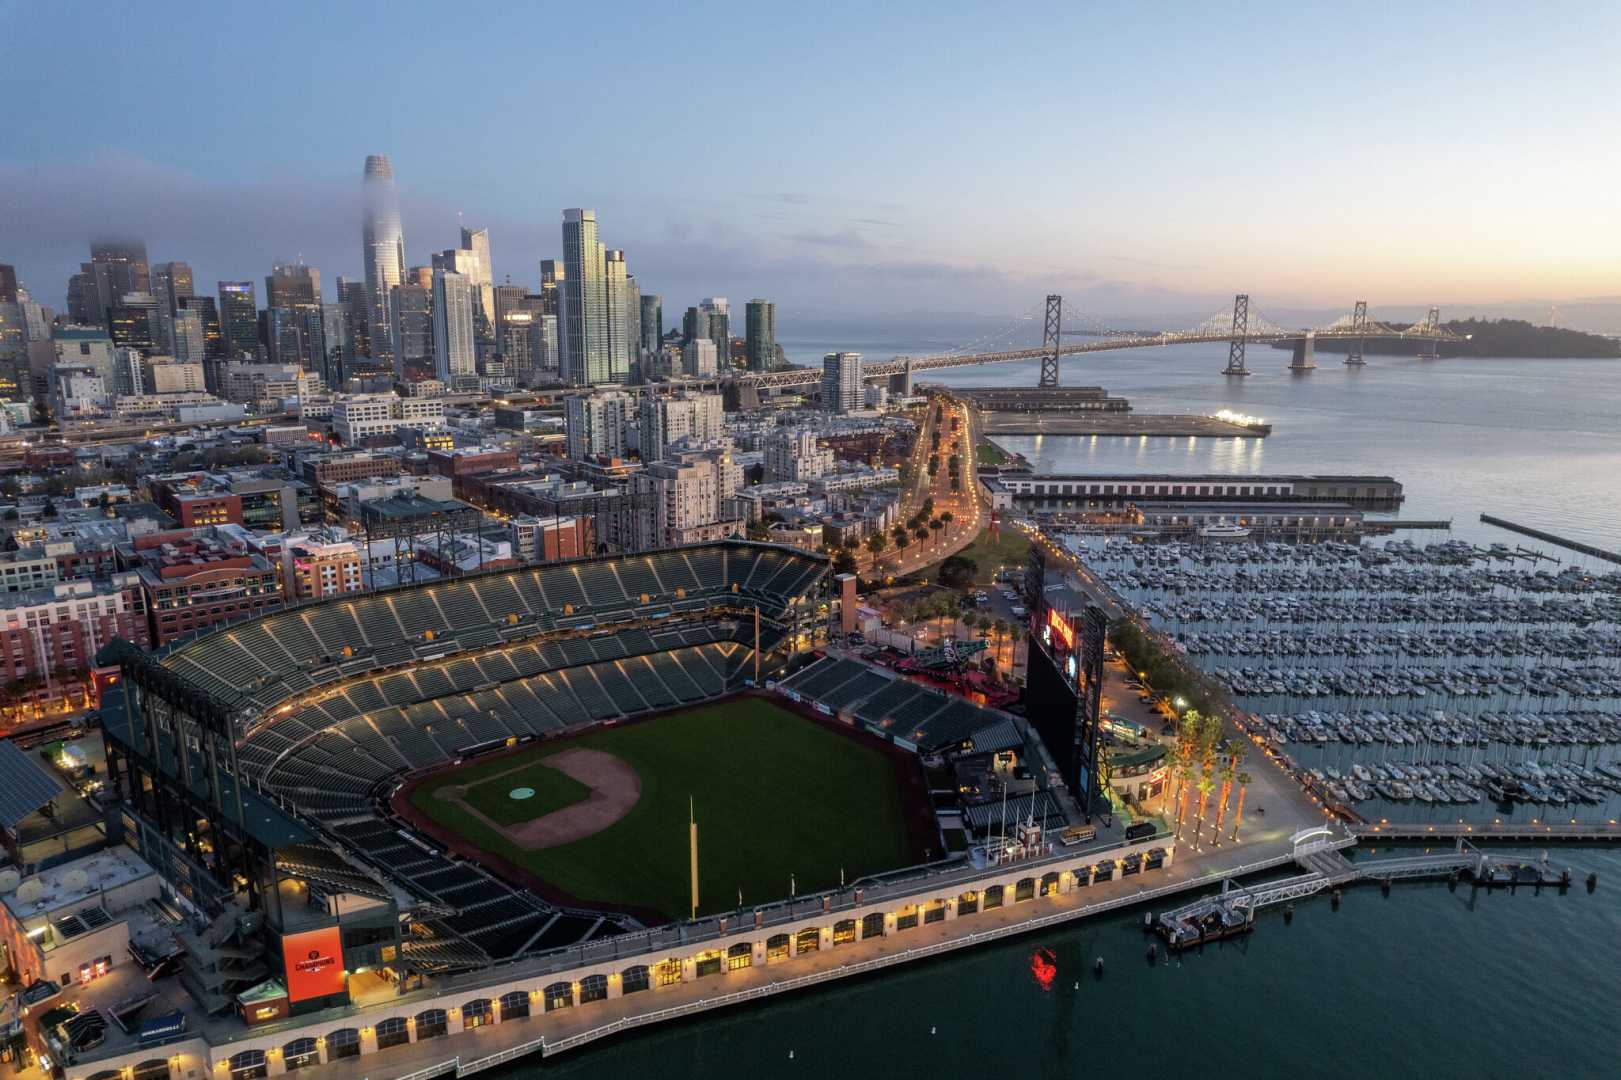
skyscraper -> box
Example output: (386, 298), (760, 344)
(559, 209), (611, 386)
(701, 298), (730, 372)
(431, 270), (475, 383)
(361, 154), (404, 371)
(265, 261), (320, 309)
(87, 239), (149, 325)
(538, 259), (563, 320)
(336, 276), (370, 362)
(459, 225), (496, 340)
(639, 294), (663, 354)
(179, 295), (223, 362)
(821, 351), (864, 413)
(150, 261), (193, 352)
(218, 281), (259, 360)
(603, 249), (632, 380)
(745, 299), (776, 372)
(0, 264), (17, 303)
(172, 305), (207, 364)
(390, 283), (433, 377)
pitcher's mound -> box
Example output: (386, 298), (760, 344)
(503, 748), (641, 850)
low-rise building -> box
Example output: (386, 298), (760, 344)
(121, 529), (284, 644)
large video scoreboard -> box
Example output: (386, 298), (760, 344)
(1023, 543), (1109, 820)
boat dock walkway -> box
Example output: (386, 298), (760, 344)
(1355, 820), (1621, 843)
(1480, 513), (1621, 565)
(1154, 833), (1571, 948)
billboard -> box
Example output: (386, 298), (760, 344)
(283, 927), (347, 1003)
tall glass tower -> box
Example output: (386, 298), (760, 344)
(560, 209), (610, 385)
(361, 155), (404, 372)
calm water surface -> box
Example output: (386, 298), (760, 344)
(500, 333), (1619, 1078)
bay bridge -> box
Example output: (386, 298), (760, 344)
(736, 294), (1468, 391)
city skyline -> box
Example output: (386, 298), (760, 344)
(2, 3), (1619, 328)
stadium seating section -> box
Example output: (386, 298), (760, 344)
(149, 543), (827, 970)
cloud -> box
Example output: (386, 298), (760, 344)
(784, 228), (872, 250)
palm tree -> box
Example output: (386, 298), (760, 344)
(1192, 717), (1219, 845)
(1231, 770), (1253, 841)
(1171, 710), (1199, 837)
(865, 533), (887, 560)
(1212, 746), (1237, 844)
(940, 511), (954, 525)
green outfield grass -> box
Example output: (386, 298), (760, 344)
(408, 697), (920, 921)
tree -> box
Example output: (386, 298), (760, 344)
(940, 511), (954, 524)
(1172, 710), (1202, 839)
(832, 549), (858, 576)
(1231, 770), (1253, 841)
(895, 533), (910, 551)
(914, 526), (929, 543)
(865, 533), (887, 559)
(1214, 743), (1243, 840)
(1192, 715), (1219, 846)
(937, 554), (978, 591)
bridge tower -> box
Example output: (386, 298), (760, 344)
(1344, 300), (1368, 366)
(1288, 331), (1317, 372)
(1221, 294), (1251, 376)
(1039, 294), (1062, 388)
(1419, 306), (1441, 360)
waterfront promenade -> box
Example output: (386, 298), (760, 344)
(288, 798), (1331, 1079)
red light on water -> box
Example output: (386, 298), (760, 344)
(1029, 947), (1057, 991)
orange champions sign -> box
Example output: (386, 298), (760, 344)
(1047, 607), (1075, 650)
(283, 927), (347, 1003)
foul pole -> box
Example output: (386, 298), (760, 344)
(689, 796), (699, 920)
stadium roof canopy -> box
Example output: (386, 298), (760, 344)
(0, 740), (67, 832)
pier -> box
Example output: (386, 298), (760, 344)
(1354, 820), (1621, 842)
(980, 413), (1271, 438)
(1480, 514), (1621, 565)
(1155, 831), (1572, 948)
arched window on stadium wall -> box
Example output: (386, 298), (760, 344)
(896, 904), (919, 931)
(461, 998), (493, 1029)
(498, 990), (531, 1019)
(621, 965), (651, 994)
(545, 981), (574, 1009)
(1014, 877), (1036, 902)
(86, 1071), (122, 1080)
(983, 884), (1005, 910)
(654, 959), (682, 987)
(924, 899), (946, 924)
(694, 950), (724, 978)
(580, 974), (609, 1003)
(227, 1049), (268, 1080)
(132, 1062), (172, 1080)
(832, 919), (857, 945)
(727, 942), (753, 970)
(958, 890), (980, 915)
(860, 913), (884, 939)
(375, 1017), (410, 1050)
(282, 1037), (320, 1072)
(326, 1028), (361, 1059)
(766, 934), (791, 961)
(794, 927), (821, 954)
(1040, 871), (1061, 896)
(414, 1008), (448, 1040)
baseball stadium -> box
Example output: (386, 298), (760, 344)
(35, 538), (1175, 1079)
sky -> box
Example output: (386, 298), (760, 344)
(3, 1), (1619, 330)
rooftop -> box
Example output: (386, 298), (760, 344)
(1, 847), (154, 922)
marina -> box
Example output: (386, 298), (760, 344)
(1074, 530), (1621, 831)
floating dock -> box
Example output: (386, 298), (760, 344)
(1154, 836), (1571, 949)
(1480, 514), (1621, 565)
